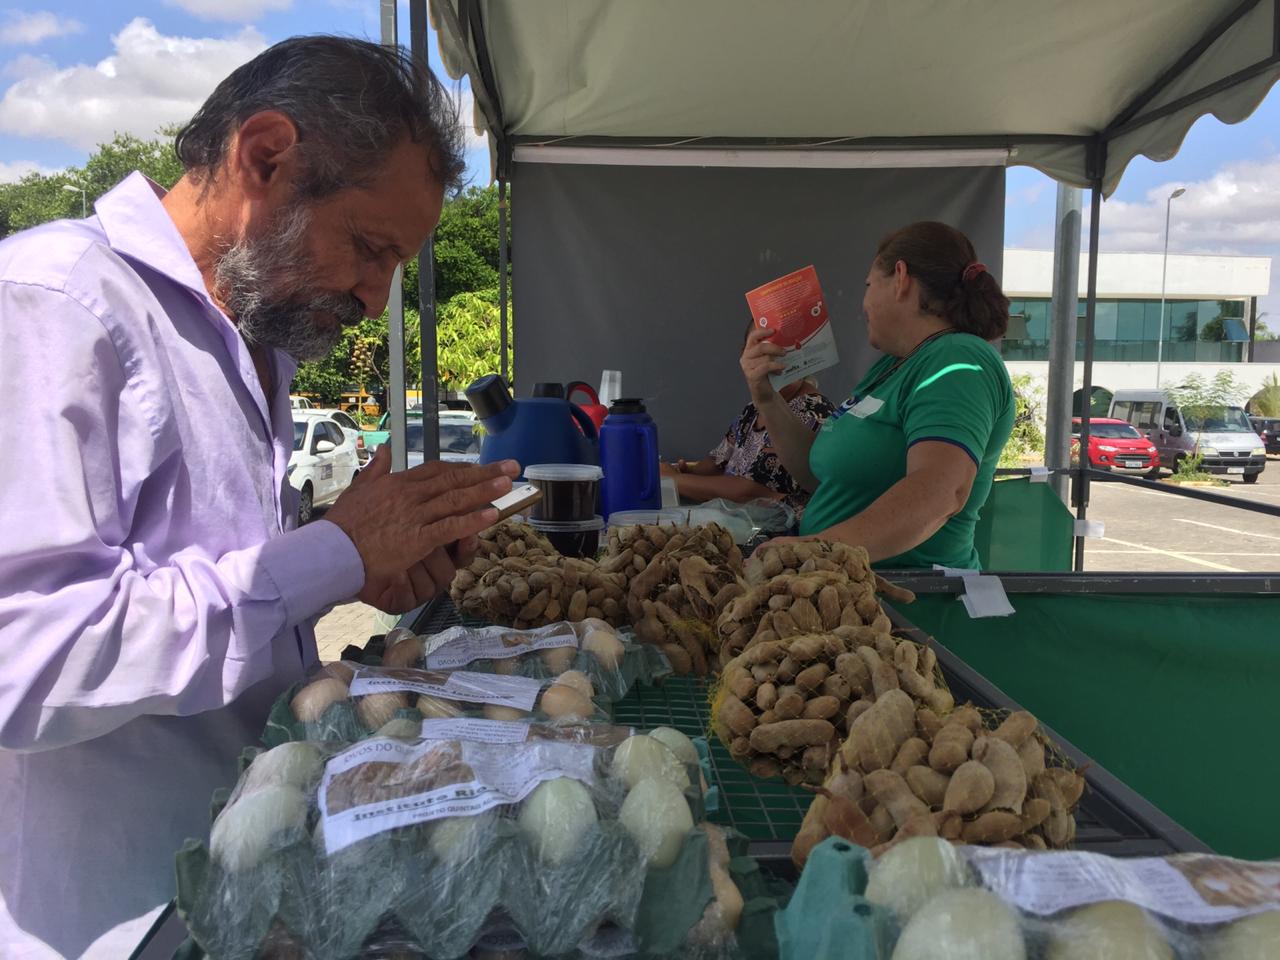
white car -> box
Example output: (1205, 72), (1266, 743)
(289, 395), (314, 409)
(288, 412), (361, 523)
(405, 411), (482, 467)
(311, 407), (371, 464)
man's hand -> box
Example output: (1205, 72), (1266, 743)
(325, 444), (517, 591)
(358, 538), (478, 613)
(740, 327), (786, 408)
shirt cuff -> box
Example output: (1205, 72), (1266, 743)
(257, 519), (365, 626)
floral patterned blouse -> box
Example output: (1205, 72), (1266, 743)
(709, 392), (836, 518)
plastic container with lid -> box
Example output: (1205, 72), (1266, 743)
(605, 508), (689, 529)
(527, 516), (605, 559)
(599, 398), (661, 517)
(523, 464), (604, 522)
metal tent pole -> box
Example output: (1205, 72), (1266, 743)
(1073, 152), (1104, 571)
(1045, 184), (1082, 505)
(499, 171), (510, 384)
(410, 0), (439, 460)
(380, 0), (407, 473)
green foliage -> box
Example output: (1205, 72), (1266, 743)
(1168, 452), (1226, 486)
(402, 185), (509, 307)
(1165, 371), (1248, 431)
(0, 129), (184, 237)
(1249, 373), (1280, 417)
(999, 373), (1046, 467)
(437, 287), (509, 390)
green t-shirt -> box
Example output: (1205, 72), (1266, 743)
(798, 333), (1014, 569)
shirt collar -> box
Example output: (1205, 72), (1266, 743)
(95, 171), (214, 302)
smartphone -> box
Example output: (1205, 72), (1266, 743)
(490, 482), (543, 522)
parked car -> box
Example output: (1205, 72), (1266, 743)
(289, 395), (314, 409)
(406, 411), (482, 467)
(1248, 416), (1280, 455)
(1070, 417), (1159, 476)
(312, 407), (371, 464)
(1109, 390), (1266, 483)
(364, 410), (419, 452)
(288, 412), (361, 523)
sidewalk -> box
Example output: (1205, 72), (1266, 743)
(314, 600), (381, 662)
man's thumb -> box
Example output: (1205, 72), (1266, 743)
(356, 442), (391, 485)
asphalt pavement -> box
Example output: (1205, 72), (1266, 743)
(1080, 456), (1280, 572)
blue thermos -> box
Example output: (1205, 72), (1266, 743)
(466, 375), (598, 472)
(599, 398), (661, 517)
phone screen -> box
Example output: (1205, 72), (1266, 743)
(491, 483), (543, 521)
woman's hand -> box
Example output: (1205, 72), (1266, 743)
(659, 461), (684, 477)
(740, 327), (786, 408)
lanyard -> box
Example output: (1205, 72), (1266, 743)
(855, 327), (958, 402)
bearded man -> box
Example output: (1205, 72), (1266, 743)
(0, 36), (516, 958)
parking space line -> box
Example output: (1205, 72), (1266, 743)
(1097, 536), (1244, 572)
(1172, 518), (1280, 542)
(1088, 550), (1280, 556)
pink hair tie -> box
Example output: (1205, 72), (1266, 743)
(962, 262), (987, 283)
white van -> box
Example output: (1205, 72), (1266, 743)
(1108, 390), (1266, 483)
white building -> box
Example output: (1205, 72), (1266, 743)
(999, 249), (1277, 409)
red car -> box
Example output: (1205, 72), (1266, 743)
(1071, 417), (1160, 476)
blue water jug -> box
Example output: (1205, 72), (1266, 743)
(599, 398), (661, 517)
(466, 375), (598, 473)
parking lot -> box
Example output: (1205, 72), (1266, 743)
(1082, 457), (1280, 572)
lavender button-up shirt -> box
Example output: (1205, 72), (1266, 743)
(0, 173), (365, 958)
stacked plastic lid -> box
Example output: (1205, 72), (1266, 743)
(523, 464), (606, 558)
(176, 724), (757, 959)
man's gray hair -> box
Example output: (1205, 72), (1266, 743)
(175, 35), (466, 199)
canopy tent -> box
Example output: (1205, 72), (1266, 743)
(413, 0), (1280, 566)
(431, 0), (1280, 195)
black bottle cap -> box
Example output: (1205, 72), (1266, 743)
(532, 382), (566, 398)
(466, 374), (512, 420)
(609, 398), (647, 415)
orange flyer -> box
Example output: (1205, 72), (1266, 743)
(745, 265), (839, 388)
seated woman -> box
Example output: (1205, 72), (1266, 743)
(663, 324), (834, 517)
(741, 221), (1014, 569)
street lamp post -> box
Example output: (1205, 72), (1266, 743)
(61, 183), (86, 218)
(1155, 187), (1186, 388)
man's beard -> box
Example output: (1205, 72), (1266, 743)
(214, 203), (365, 362)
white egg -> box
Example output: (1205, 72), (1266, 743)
(1208, 909), (1280, 960)
(427, 811), (496, 864)
(518, 778), (597, 864)
(1046, 901), (1171, 960)
(646, 727), (699, 767)
(618, 777), (694, 869)
(210, 784), (308, 872)
(319, 661), (357, 684)
(375, 717), (424, 740)
(892, 888), (1025, 960)
(574, 617), (614, 638)
(865, 836), (971, 923)
(241, 742), (325, 795)
(382, 634), (425, 669)
(554, 670), (595, 699)
(539, 684), (594, 720)
(610, 735), (691, 791)
(417, 694), (464, 719)
(540, 645), (577, 674)
(583, 630), (625, 671)
(483, 704), (530, 721)
(356, 692), (410, 730)
(290, 677), (349, 722)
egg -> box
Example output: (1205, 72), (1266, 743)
(583, 629), (625, 671)
(1208, 909), (1280, 959)
(356, 692), (410, 730)
(241, 742), (325, 795)
(539, 645), (577, 674)
(210, 784), (308, 872)
(318, 661), (357, 684)
(618, 777), (694, 869)
(376, 717), (424, 740)
(290, 677), (349, 722)
(891, 888), (1025, 960)
(646, 727), (699, 767)
(381, 634), (425, 668)
(1046, 901), (1171, 960)
(493, 657), (519, 676)
(865, 836), (971, 923)
(553, 670), (595, 699)
(383, 626), (417, 648)
(427, 811), (496, 863)
(484, 704), (530, 721)
(610, 735), (691, 791)
(574, 617), (613, 637)
(417, 694), (464, 719)
(539, 683), (594, 720)
(518, 778), (597, 863)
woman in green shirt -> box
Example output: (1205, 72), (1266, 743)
(741, 221), (1014, 569)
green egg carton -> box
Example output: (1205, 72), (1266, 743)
(774, 838), (896, 960)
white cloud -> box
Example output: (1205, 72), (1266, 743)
(0, 158), (58, 182)
(163, 0), (292, 23)
(0, 17), (266, 150)
(0, 10), (83, 46)
(453, 87), (490, 151)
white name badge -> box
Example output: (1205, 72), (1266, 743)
(849, 395), (885, 418)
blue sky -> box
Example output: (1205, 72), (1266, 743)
(2, 3), (1277, 319)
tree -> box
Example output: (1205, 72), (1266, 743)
(1248, 373), (1280, 417)
(1165, 371), (1248, 430)
(401, 184), (509, 308)
(436, 288), (510, 391)
(1253, 313), (1277, 342)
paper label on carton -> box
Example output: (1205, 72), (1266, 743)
(424, 622), (578, 670)
(965, 848), (1280, 923)
(318, 736), (595, 854)
(349, 668), (543, 712)
(419, 718), (532, 743)
(745, 265), (840, 389)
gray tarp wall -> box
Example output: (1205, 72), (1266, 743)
(511, 162), (1005, 460)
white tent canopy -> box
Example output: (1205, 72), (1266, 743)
(431, 0), (1280, 195)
